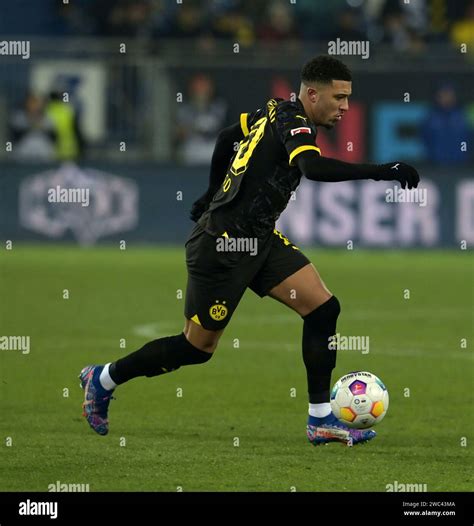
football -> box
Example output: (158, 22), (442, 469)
(330, 371), (389, 429)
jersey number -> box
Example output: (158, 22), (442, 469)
(223, 116), (267, 192)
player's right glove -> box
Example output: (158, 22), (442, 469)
(374, 162), (420, 190)
(189, 188), (214, 222)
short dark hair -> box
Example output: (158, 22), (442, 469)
(301, 55), (352, 84)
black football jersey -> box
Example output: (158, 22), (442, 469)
(198, 97), (321, 239)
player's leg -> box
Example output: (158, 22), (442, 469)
(79, 319), (223, 436)
(267, 262), (339, 407)
(267, 264), (374, 445)
(100, 227), (231, 393)
(80, 225), (249, 436)
(250, 229), (375, 445)
(250, 231), (339, 409)
(104, 318), (223, 386)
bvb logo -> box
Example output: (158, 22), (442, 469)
(209, 300), (228, 321)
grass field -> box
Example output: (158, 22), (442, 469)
(0, 245), (473, 492)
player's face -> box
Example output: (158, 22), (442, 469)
(312, 80), (352, 129)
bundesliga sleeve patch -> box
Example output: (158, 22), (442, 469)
(290, 127), (311, 136)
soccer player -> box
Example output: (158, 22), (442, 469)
(80, 56), (419, 445)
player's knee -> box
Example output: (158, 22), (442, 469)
(195, 339), (219, 354)
(177, 333), (215, 366)
(184, 331), (220, 355)
(295, 285), (334, 317)
(302, 295), (341, 326)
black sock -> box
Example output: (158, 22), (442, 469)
(302, 296), (341, 404)
(108, 332), (212, 385)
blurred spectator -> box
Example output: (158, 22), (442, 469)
(90, 0), (154, 38)
(164, 1), (207, 39)
(450, 1), (474, 52)
(427, 0), (471, 42)
(46, 91), (85, 162)
(381, 11), (412, 51)
(175, 74), (228, 165)
(210, 2), (255, 47)
(9, 94), (56, 162)
(150, 0), (181, 39)
(399, 0), (427, 34)
(329, 8), (367, 42)
(0, 0), (467, 49)
(109, 0), (153, 37)
(422, 84), (470, 164)
(294, 0), (348, 41)
(155, 0), (218, 51)
(379, 0), (429, 52)
(55, 0), (95, 36)
(257, 2), (299, 44)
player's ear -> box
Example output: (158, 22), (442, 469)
(307, 86), (318, 103)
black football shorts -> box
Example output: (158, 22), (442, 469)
(184, 223), (311, 331)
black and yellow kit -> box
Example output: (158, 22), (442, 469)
(198, 97), (321, 239)
(185, 97), (321, 331)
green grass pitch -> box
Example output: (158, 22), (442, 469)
(1, 245), (472, 491)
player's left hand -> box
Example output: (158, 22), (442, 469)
(376, 165), (420, 190)
(190, 189), (213, 222)
(377, 162), (420, 190)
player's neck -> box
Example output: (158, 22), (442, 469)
(297, 95), (316, 126)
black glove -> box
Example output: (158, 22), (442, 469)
(189, 188), (215, 222)
(375, 162), (420, 190)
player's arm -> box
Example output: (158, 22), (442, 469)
(189, 120), (244, 222)
(276, 100), (419, 190)
(295, 153), (420, 190)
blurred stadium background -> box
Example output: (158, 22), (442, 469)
(0, 0), (473, 247)
(0, 0), (473, 494)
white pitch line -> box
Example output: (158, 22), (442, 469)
(133, 322), (181, 339)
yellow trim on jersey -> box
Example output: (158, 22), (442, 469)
(240, 113), (249, 136)
(222, 231), (229, 238)
(289, 145), (321, 166)
(191, 314), (201, 326)
(267, 99), (278, 123)
(296, 115), (308, 121)
(273, 228), (300, 250)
